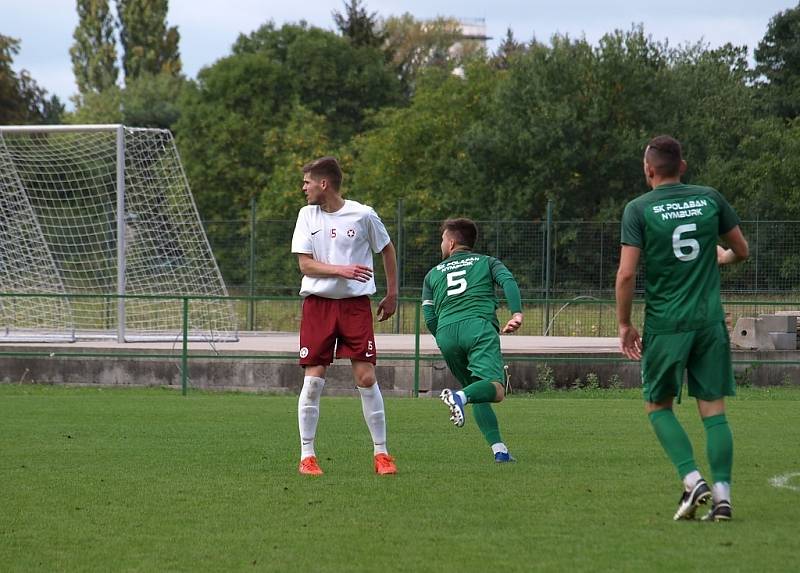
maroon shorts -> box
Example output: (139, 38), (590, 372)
(299, 295), (377, 365)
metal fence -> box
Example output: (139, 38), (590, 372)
(204, 211), (800, 299)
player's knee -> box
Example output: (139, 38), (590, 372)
(493, 381), (505, 402)
(354, 372), (376, 388)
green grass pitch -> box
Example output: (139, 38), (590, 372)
(1, 384), (799, 572)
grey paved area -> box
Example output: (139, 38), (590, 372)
(0, 332), (621, 356)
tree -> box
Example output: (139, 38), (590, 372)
(68, 72), (185, 128)
(382, 13), (483, 94)
(347, 62), (498, 220)
(68, 86), (123, 124)
(465, 26), (756, 222)
(333, 0), (385, 48)
(0, 34), (64, 124)
(231, 22), (401, 141)
(117, 0), (181, 80)
(755, 4), (800, 118)
(70, 0), (118, 95)
(491, 28), (527, 70)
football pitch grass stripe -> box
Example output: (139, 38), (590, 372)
(1, 385), (799, 572)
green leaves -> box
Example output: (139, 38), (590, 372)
(70, 0), (119, 95)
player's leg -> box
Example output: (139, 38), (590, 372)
(435, 322), (471, 427)
(297, 296), (337, 475)
(462, 319), (506, 404)
(471, 403), (515, 462)
(688, 322), (735, 521)
(338, 297), (396, 474)
(462, 320), (514, 461)
(643, 331), (711, 519)
(439, 319), (503, 415)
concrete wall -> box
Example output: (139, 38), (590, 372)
(4, 348), (796, 395)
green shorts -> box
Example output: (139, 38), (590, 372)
(641, 321), (735, 403)
(435, 318), (504, 388)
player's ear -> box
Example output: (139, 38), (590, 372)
(679, 159), (687, 176)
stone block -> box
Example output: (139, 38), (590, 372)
(769, 332), (797, 350)
(732, 317), (774, 350)
(758, 314), (797, 333)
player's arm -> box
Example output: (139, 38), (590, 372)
(500, 279), (523, 334)
(717, 226), (749, 265)
(421, 275), (438, 336)
(296, 254), (373, 282)
(491, 259), (524, 333)
(615, 245), (642, 360)
(376, 242), (398, 322)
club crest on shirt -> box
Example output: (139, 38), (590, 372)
(346, 228), (356, 238)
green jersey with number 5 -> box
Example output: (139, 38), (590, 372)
(421, 251), (522, 335)
(621, 182), (740, 334)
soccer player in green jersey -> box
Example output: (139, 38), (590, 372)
(616, 135), (749, 521)
(422, 218), (524, 463)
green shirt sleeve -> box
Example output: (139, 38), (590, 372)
(620, 200), (644, 248)
(421, 272), (438, 336)
(490, 258), (523, 313)
(712, 188), (740, 235)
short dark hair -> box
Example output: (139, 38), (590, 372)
(441, 218), (477, 249)
(303, 156), (343, 190)
(645, 135), (683, 177)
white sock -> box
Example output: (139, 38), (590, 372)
(683, 470), (703, 491)
(298, 376), (325, 459)
(456, 390), (468, 404)
(712, 482), (731, 503)
(491, 442), (508, 455)
(358, 383), (388, 455)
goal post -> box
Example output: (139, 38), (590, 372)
(0, 124), (238, 342)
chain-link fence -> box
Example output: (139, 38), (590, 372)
(202, 209), (800, 335)
(205, 214), (800, 298)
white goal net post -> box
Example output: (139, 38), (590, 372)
(0, 124), (238, 342)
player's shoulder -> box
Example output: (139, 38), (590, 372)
(297, 204), (320, 218)
(343, 199), (374, 213)
(681, 182), (719, 195)
(623, 189), (662, 219)
(686, 183), (728, 202)
(625, 189), (657, 207)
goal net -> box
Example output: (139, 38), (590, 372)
(0, 124), (238, 342)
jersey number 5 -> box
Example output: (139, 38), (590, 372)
(446, 270), (467, 296)
(672, 223), (700, 262)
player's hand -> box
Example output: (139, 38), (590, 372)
(502, 312), (523, 334)
(340, 264), (373, 282)
(376, 293), (397, 322)
(619, 323), (642, 360)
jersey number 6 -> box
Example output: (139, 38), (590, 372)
(672, 223), (700, 262)
(446, 270), (467, 296)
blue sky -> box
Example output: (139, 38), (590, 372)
(4, 0), (797, 105)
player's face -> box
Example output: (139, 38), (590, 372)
(642, 153), (654, 188)
(440, 230), (454, 259)
(303, 174), (324, 205)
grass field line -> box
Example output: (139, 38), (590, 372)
(769, 472), (800, 492)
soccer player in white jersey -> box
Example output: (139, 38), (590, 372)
(291, 156), (399, 476)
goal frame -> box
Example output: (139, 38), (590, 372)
(0, 123), (236, 343)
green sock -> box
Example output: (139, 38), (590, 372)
(703, 414), (733, 484)
(472, 402), (502, 445)
(463, 380), (497, 403)
(648, 409), (697, 479)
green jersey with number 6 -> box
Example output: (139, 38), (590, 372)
(621, 182), (740, 334)
(421, 251), (522, 334)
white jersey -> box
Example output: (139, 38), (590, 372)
(291, 199), (391, 298)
